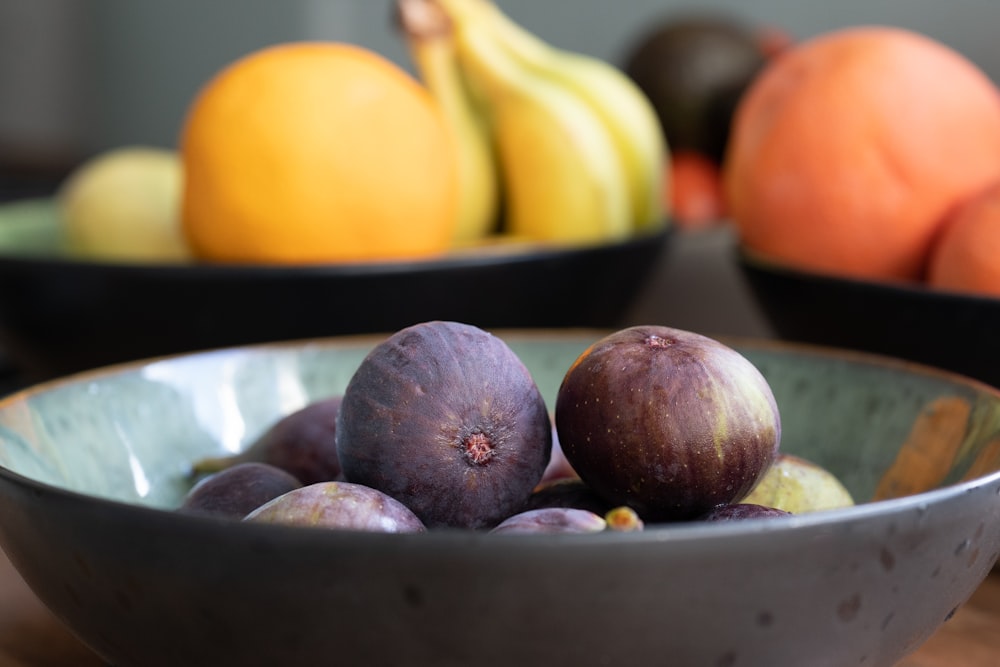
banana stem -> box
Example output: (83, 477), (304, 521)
(398, 0), (477, 118)
(397, 0), (499, 242)
(396, 0), (451, 41)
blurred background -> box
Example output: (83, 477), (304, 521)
(2, 0), (1000, 342)
(3, 0), (1000, 175)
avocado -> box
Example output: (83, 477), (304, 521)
(622, 14), (768, 163)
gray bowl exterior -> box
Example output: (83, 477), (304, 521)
(0, 334), (999, 666)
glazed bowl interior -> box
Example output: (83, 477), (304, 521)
(0, 199), (668, 380)
(0, 331), (999, 667)
(737, 244), (1000, 389)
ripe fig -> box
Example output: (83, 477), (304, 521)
(702, 503), (792, 521)
(555, 325), (781, 522)
(179, 462), (302, 519)
(743, 453), (854, 513)
(244, 481), (425, 533)
(490, 507), (607, 535)
(191, 396), (343, 485)
(540, 418), (578, 484)
(522, 478), (614, 516)
(336, 321), (552, 529)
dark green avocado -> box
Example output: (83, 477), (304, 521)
(622, 14), (769, 163)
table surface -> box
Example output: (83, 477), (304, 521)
(0, 545), (997, 667)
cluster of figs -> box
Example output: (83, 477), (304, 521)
(181, 321), (854, 534)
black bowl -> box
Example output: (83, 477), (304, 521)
(738, 246), (1000, 389)
(0, 199), (669, 380)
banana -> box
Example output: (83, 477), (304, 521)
(439, 0), (668, 234)
(397, 0), (500, 244)
(433, 0), (632, 244)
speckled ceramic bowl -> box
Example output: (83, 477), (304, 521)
(0, 331), (999, 667)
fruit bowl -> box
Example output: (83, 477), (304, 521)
(0, 331), (999, 667)
(737, 245), (1000, 389)
(0, 199), (668, 381)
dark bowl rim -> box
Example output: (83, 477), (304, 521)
(0, 197), (671, 276)
(2, 330), (1000, 548)
(736, 243), (1000, 306)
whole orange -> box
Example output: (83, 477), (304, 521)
(927, 180), (1000, 297)
(180, 42), (459, 264)
(724, 26), (1000, 282)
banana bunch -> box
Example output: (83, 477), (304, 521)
(397, 0), (669, 246)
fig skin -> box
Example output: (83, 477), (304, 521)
(336, 321), (552, 529)
(702, 503), (792, 521)
(522, 478), (614, 516)
(555, 325), (781, 522)
(191, 396), (343, 485)
(179, 462), (303, 519)
(244, 481), (426, 533)
(743, 453), (854, 513)
(491, 507), (607, 535)
(540, 418), (578, 484)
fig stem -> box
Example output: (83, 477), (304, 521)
(189, 454), (241, 478)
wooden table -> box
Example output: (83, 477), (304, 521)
(0, 546), (997, 666)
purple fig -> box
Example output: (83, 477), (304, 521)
(336, 321), (552, 529)
(540, 418), (578, 484)
(491, 507), (607, 534)
(179, 462), (303, 519)
(555, 325), (781, 521)
(522, 478), (613, 516)
(244, 481), (425, 533)
(191, 396), (343, 484)
(702, 503), (792, 521)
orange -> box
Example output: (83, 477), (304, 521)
(927, 180), (1000, 297)
(723, 26), (1000, 282)
(180, 42), (459, 264)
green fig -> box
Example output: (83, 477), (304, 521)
(742, 453), (854, 513)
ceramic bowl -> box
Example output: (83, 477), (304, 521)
(738, 246), (1000, 389)
(0, 331), (999, 667)
(0, 199), (668, 380)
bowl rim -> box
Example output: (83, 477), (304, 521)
(737, 243), (1000, 305)
(0, 197), (671, 274)
(2, 330), (999, 547)
(1, 451), (998, 548)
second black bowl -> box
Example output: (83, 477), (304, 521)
(0, 199), (670, 379)
(738, 246), (1000, 389)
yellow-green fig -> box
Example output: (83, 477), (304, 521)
(743, 453), (854, 513)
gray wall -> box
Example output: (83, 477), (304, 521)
(3, 0), (1000, 159)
